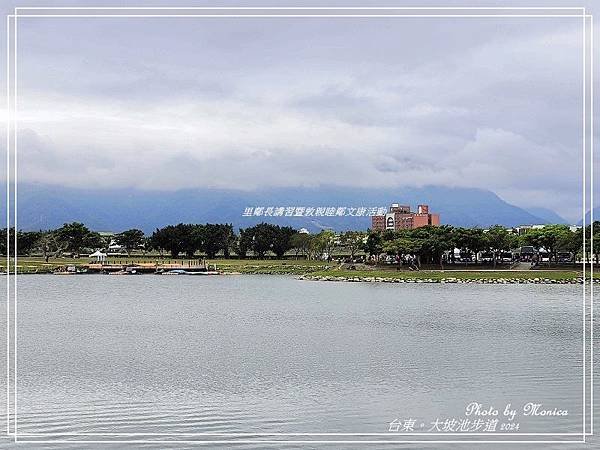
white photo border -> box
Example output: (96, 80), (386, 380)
(4, 5), (595, 445)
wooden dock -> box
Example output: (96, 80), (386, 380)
(82, 260), (218, 274)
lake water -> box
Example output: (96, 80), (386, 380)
(0, 275), (596, 448)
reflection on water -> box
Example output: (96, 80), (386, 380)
(0, 275), (596, 448)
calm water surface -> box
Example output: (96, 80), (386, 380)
(0, 275), (596, 449)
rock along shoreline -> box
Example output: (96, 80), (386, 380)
(297, 275), (592, 284)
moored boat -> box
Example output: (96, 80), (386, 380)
(54, 265), (87, 275)
(160, 269), (220, 275)
(185, 270), (220, 275)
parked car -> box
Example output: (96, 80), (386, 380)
(518, 246), (535, 262)
(480, 252), (494, 263)
(557, 252), (574, 263)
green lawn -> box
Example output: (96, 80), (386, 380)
(0, 256), (87, 273)
(208, 259), (329, 274)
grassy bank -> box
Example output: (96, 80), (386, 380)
(0, 257), (86, 274)
(207, 259), (329, 275)
(0, 257), (330, 275)
(0, 257), (595, 280)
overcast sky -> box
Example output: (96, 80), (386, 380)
(2, 1), (599, 222)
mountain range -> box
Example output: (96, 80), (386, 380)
(579, 207), (600, 226)
(2, 183), (572, 233)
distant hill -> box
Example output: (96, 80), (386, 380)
(4, 183), (558, 233)
(527, 207), (568, 225)
(579, 207), (600, 226)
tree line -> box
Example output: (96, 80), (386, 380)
(0, 221), (598, 265)
(365, 224), (589, 268)
(0, 222), (302, 260)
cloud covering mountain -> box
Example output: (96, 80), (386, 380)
(8, 184), (566, 233)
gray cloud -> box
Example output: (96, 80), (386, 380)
(2, 8), (597, 223)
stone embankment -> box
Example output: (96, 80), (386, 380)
(298, 275), (590, 284)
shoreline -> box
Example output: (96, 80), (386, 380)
(1, 271), (595, 285)
(1, 258), (596, 284)
(297, 274), (589, 284)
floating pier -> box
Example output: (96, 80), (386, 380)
(56, 259), (220, 275)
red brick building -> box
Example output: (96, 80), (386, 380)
(371, 203), (440, 231)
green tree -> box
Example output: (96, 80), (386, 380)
(556, 228), (583, 265)
(290, 232), (312, 258)
(36, 231), (61, 261)
(115, 229), (145, 256)
(584, 222), (600, 263)
(236, 228), (253, 258)
(201, 224), (221, 258)
(340, 231), (365, 260)
(521, 225), (570, 263)
(249, 223), (275, 258)
(364, 231), (383, 259)
(181, 224), (203, 258)
(149, 228), (170, 256)
(241, 223), (296, 259)
(519, 229), (541, 249)
(0, 228), (8, 255)
(539, 225), (571, 263)
(0, 228), (39, 256)
(271, 226), (296, 258)
(17, 231), (41, 255)
(453, 227), (486, 264)
(413, 226), (454, 269)
(220, 224), (236, 258)
(150, 224), (193, 258)
(314, 230), (336, 261)
(55, 222), (100, 255)
(383, 235), (423, 266)
(484, 225), (516, 268)
(197, 223), (235, 258)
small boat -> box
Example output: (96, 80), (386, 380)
(161, 269), (220, 276)
(54, 265), (87, 275)
(185, 271), (220, 275)
(108, 267), (142, 275)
